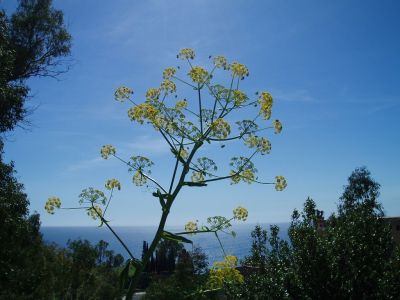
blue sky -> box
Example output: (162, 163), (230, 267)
(3, 0), (400, 226)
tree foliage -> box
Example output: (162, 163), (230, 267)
(227, 167), (399, 299)
(0, 139), (125, 299)
(144, 245), (209, 300)
(0, 0), (71, 133)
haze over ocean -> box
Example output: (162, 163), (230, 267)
(41, 223), (290, 264)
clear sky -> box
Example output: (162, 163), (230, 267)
(3, 0), (400, 226)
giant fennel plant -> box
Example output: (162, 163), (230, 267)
(45, 48), (286, 298)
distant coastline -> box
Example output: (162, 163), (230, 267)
(41, 223), (290, 264)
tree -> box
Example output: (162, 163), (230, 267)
(47, 48), (287, 298)
(338, 166), (382, 216)
(145, 246), (209, 300)
(237, 225), (292, 300)
(0, 1), (71, 296)
(326, 167), (394, 299)
(234, 167), (398, 299)
(0, 140), (42, 298)
(0, 0), (71, 134)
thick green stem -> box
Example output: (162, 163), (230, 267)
(125, 141), (204, 299)
(125, 202), (172, 299)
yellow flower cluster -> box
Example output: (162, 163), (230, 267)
(214, 55), (229, 70)
(128, 103), (159, 124)
(210, 118), (231, 139)
(160, 79), (176, 94)
(245, 136), (271, 155)
(152, 115), (167, 129)
(133, 170), (147, 186)
(275, 175), (287, 191)
(233, 206), (248, 221)
(45, 197), (61, 214)
(100, 144), (116, 159)
(162, 67), (176, 79)
(146, 88), (160, 100)
(213, 55), (228, 69)
(230, 170), (241, 184)
(175, 99), (187, 110)
(188, 66), (209, 84)
(184, 221), (198, 233)
(232, 90), (248, 106)
(178, 48), (195, 60)
(230, 62), (249, 78)
(208, 255), (244, 289)
(191, 171), (205, 183)
(178, 148), (188, 160)
(257, 137), (272, 154)
(114, 86), (133, 102)
(244, 135), (258, 148)
(273, 119), (283, 134)
(258, 92), (273, 120)
(88, 205), (102, 220)
(241, 169), (256, 183)
(105, 179), (121, 190)
(230, 169), (256, 184)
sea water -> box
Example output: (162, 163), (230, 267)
(41, 223), (290, 264)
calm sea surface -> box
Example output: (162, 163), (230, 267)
(41, 223), (290, 264)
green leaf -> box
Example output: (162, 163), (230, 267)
(162, 230), (193, 244)
(119, 260), (130, 290)
(119, 259), (138, 289)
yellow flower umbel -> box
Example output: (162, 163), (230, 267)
(162, 67), (176, 79)
(128, 103), (159, 124)
(213, 55), (228, 69)
(233, 206), (248, 221)
(210, 118), (231, 139)
(100, 144), (116, 159)
(230, 170), (241, 184)
(177, 148), (188, 160)
(178, 48), (195, 60)
(273, 119), (283, 134)
(208, 255), (244, 289)
(241, 169), (256, 183)
(114, 86), (133, 102)
(45, 197), (61, 214)
(175, 99), (188, 110)
(188, 66), (209, 84)
(191, 171), (205, 183)
(258, 91), (273, 120)
(145, 88), (160, 100)
(230, 62), (249, 79)
(257, 137), (272, 155)
(275, 175), (287, 191)
(105, 179), (121, 190)
(160, 79), (176, 94)
(184, 221), (198, 233)
(245, 136), (271, 155)
(232, 90), (248, 106)
(88, 205), (103, 220)
(244, 135), (258, 148)
(133, 170), (147, 186)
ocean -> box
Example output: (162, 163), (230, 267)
(41, 223), (290, 264)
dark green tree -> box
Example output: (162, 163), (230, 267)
(0, 0), (71, 133)
(228, 167), (398, 299)
(326, 167), (394, 299)
(235, 225), (292, 300)
(287, 198), (330, 299)
(0, 1), (71, 296)
(0, 141), (44, 298)
(145, 245), (209, 300)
